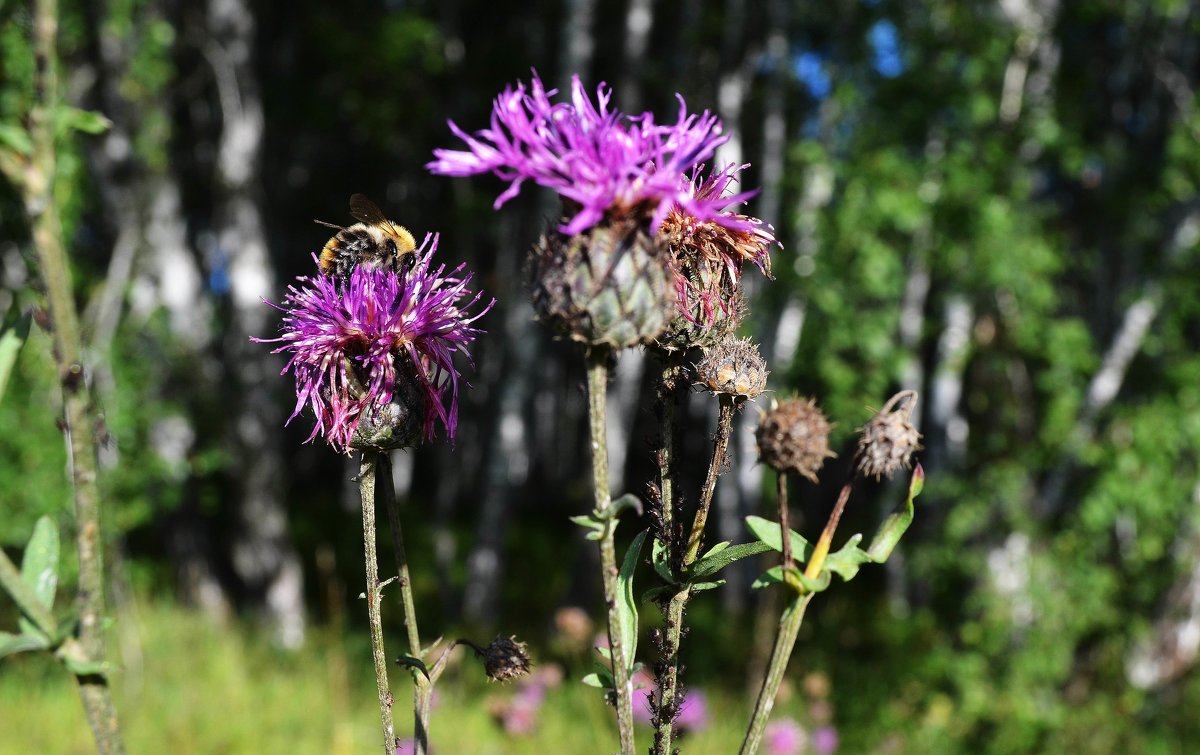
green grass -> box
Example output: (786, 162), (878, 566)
(0, 599), (751, 754)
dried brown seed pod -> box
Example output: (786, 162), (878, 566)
(855, 390), (922, 480)
(482, 635), (532, 683)
(695, 336), (769, 400)
(755, 397), (836, 482)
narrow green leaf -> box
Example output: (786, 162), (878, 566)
(0, 631), (49, 660)
(688, 579), (726, 593)
(0, 123), (31, 155)
(867, 463), (924, 562)
(616, 530), (647, 667)
(700, 541), (732, 560)
(745, 515), (810, 561)
(581, 672), (606, 688)
(21, 516), (59, 611)
(61, 656), (108, 677)
(650, 537), (677, 585)
(395, 655), (430, 680)
(688, 541), (773, 581)
(641, 585), (674, 603)
(751, 566), (784, 589)
(0, 546), (55, 636)
(0, 308), (31, 403)
(607, 493), (643, 519)
(594, 645), (612, 661)
(570, 513), (606, 540)
(56, 107), (112, 135)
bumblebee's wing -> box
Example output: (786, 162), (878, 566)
(350, 194), (389, 225)
(350, 193), (413, 249)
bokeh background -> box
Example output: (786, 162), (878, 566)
(3, 0), (1200, 752)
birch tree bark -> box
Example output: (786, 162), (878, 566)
(204, 0), (305, 648)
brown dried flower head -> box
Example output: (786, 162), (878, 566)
(855, 390), (922, 480)
(696, 336), (769, 399)
(755, 397), (836, 482)
(482, 635), (532, 683)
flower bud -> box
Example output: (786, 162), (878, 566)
(755, 397), (836, 482)
(529, 218), (674, 349)
(695, 336), (768, 399)
(855, 390), (921, 480)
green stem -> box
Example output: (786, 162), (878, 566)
(18, 1), (125, 751)
(586, 347), (635, 755)
(377, 453), (431, 755)
(739, 593), (814, 755)
(684, 395), (739, 565)
(359, 453), (396, 755)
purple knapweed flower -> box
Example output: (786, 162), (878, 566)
(428, 72), (750, 237)
(256, 235), (494, 452)
(765, 717), (808, 755)
(660, 162), (779, 327)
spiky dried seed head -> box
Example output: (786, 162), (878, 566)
(529, 217), (674, 349)
(483, 635), (532, 683)
(696, 337), (768, 399)
(655, 269), (747, 353)
(855, 390), (922, 480)
(755, 397), (836, 481)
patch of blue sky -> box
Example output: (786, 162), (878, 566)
(868, 19), (904, 78)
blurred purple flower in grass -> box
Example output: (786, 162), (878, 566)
(255, 237), (493, 452)
(630, 669), (708, 732)
(813, 725), (839, 755)
(428, 72), (755, 237)
(765, 717), (807, 755)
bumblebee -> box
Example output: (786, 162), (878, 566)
(317, 194), (417, 279)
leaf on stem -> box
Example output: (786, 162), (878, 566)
(0, 630), (49, 660)
(688, 541), (773, 581)
(21, 516), (59, 610)
(867, 463), (924, 562)
(395, 654), (431, 680)
(745, 515), (810, 561)
(0, 307), (31, 403)
(616, 529), (647, 668)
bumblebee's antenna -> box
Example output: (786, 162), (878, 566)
(314, 219), (342, 230)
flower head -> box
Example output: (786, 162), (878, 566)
(765, 718), (808, 755)
(659, 163), (779, 332)
(428, 72), (740, 236)
(256, 236), (494, 452)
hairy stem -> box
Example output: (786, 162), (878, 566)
(650, 357), (684, 755)
(378, 453), (431, 755)
(739, 593), (814, 755)
(684, 395), (739, 564)
(586, 347), (635, 755)
(14, 1), (126, 751)
(655, 392), (740, 754)
(359, 453), (396, 755)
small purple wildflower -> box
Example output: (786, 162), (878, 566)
(428, 72), (749, 236)
(765, 718), (808, 755)
(813, 725), (839, 755)
(255, 235), (494, 452)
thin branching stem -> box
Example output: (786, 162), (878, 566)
(804, 479), (854, 581)
(359, 453), (397, 755)
(654, 390), (740, 755)
(10, 1), (126, 751)
(586, 347), (636, 755)
(378, 453), (432, 754)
